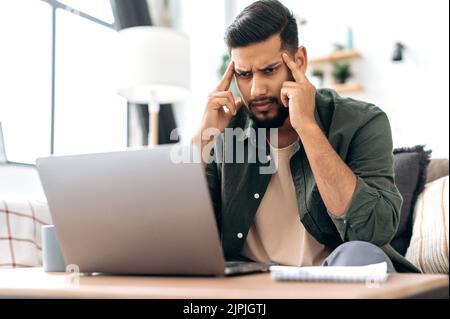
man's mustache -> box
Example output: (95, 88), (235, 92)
(248, 96), (279, 109)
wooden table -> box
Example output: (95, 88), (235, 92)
(0, 268), (448, 299)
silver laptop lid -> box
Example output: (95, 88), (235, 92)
(36, 144), (226, 275)
(0, 122), (7, 163)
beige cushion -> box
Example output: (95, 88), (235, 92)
(426, 159), (449, 183)
(405, 176), (449, 273)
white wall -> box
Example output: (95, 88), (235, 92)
(227, 0), (449, 158)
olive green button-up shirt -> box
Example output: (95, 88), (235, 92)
(205, 88), (419, 273)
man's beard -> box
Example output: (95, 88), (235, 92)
(243, 96), (289, 129)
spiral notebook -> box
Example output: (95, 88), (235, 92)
(270, 262), (389, 282)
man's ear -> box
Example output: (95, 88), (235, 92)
(294, 46), (308, 74)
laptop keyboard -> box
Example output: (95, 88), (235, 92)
(224, 261), (270, 275)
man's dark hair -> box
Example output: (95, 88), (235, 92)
(225, 0), (298, 54)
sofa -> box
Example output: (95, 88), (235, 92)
(0, 150), (449, 274)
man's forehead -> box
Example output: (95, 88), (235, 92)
(232, 52), (283, 71)
(231, 34), (284, 71)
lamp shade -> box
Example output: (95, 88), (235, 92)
(115, 26), (190, 104)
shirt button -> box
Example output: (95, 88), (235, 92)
(254, 193), (260, 199)
(237, 232), (243, 239)
(266, 155), (271, 161)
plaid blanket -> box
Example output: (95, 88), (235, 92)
(0, 195), (52, 268)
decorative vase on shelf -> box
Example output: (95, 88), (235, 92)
(346, 27), (353, 49)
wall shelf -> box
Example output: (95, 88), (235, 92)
(330, 83), (363, 94)
(309, 49), (362, 65)
(309, 49), (363, 95)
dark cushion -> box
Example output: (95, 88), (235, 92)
(390, 145), (431, 256)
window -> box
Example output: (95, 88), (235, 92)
(54, 9), (126, 156)
(0, 0), (52, 164)
(0, 0), (126, 163)
(57, 0), (114, 24)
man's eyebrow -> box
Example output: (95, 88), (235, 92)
(235, 62), (282, 73)
(258, 62), (282, 71)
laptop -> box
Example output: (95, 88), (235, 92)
(0, 122), (7, 163)
(36, 144), (269, 276)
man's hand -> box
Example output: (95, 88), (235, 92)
(199, 61), (242, 135)
(192, 60), (241, 165)
(281, 52), (317, 134)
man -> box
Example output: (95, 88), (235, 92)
(194, 0), (418, 272)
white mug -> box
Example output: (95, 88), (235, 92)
(42, 225), (66, 272)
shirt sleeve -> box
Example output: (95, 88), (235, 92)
(204, 140), (223, 233)
(328, 109), (403, 246)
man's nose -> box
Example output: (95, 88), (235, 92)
(250, 75), (268, 98)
